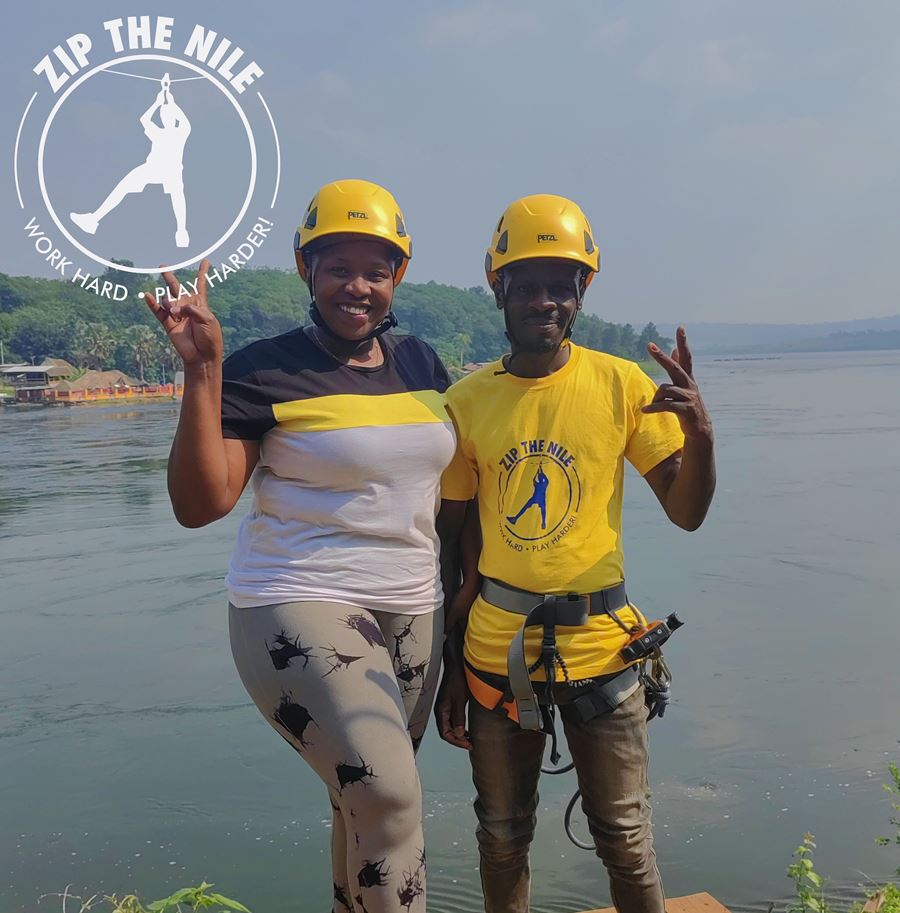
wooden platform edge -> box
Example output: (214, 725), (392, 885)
(577, 891), (731, 913)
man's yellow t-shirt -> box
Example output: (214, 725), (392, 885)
(442, 343), (685, 681)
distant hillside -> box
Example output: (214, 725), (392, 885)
(657, 315), (900, 354)
(737, 329), (900, 354)
(0, 264), (670, 380)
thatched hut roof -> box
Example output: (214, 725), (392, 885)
(54, 370), (141, 392)
(44, 358), (77, 378)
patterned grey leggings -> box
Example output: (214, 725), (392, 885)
(229, 601), (443, 913)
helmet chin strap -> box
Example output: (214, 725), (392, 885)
(308, 300), (398, 349)
(564, 267), (587, 340)
(306, 252), (399, 354)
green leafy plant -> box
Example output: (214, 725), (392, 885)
(40, 882), (250, 913)
(877, 884), (900, 913)
(876, 762), (900, 877)
(784, 762), (900, 913)
(787, 833), (832, 913)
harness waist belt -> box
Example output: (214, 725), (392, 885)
(481, 576), (635, 731)
(481, 577), (629, 620)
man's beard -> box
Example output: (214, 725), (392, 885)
(507, 321), (563, 354)
(519, 333), (560, 354)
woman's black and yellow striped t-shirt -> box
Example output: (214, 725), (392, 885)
(221, 327), (457, 614)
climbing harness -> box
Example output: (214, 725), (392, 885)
(478, 576), (684, 849)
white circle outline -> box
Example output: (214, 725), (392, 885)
(37, 54), (257, 275)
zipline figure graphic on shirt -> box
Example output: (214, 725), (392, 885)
(506, 462), (550, 530)
(70, 73), (192, 247)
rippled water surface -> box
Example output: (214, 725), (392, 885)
(2, 351), (899, 912)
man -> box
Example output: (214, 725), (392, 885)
(436, 194), (715, 912)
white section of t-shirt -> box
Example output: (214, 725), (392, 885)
(226, 421), (457, 614)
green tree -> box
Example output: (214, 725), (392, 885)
(619, 323), (636, 358)
(0, 275), (25, 313)
(102, 259), (141, 297)
(0, 313), (17, 363)
(151, 329), (182, 383)
(637, 321), (662, 354)
(435, 331), (471, 369)
(123, 324), (157, 383)
(72, 321), (119, 370)
(599, 322), (622, 356)
(10, 307), (71, 363)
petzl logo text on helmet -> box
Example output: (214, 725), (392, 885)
(347, 210), (369, 220)
(537, 233), (558, 242)
(14, 16), (281, 301)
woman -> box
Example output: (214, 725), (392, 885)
(146, 180), (457, 913)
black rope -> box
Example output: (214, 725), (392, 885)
(540, 758), (590, 850)
(564, 790), (594, 851)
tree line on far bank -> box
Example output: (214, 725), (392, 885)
(0, 261), (670, 382)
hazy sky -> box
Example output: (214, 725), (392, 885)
(3, 0), (899, 325)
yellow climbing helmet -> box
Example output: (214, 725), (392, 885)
(294, 179), (412, 285)
(485, 194), (600, 290)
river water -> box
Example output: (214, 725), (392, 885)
(2, 350), (899, 913)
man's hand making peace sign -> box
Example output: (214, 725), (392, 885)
(641, 326), (715, 532)
(642, 326), (712, 442)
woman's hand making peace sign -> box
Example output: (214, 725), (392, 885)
(144, 259), (223, 367)
(642, 326), (712, 441)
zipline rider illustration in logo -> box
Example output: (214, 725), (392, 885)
(70, 72), (193, 247)
(498, 441), (583, 548)
(506, 461), (550, 530)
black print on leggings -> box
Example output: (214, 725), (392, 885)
(392, 619), (427, 688)
(392, 619), (416, 669)
(355, 894), (370, 913)
(336, 754), (375, 793)
(272, 693), (316, 748)
(357, 858), (390, 888)
(397, 870), (424, 910)
(343, 613), (387, 648)
(267, 629), (314, 670)
(322, 644), (364, 677)
(333, 883), (351, 911)
(397, 847), (426, 911)
(393, 618), (418, 652)
(396, 657), (428, 688)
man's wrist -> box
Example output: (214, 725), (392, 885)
(683, 424), (714, 447)
(443, 629), (465, 669)
(185, 361), (223, 384)
(458, 577), (482, 600)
